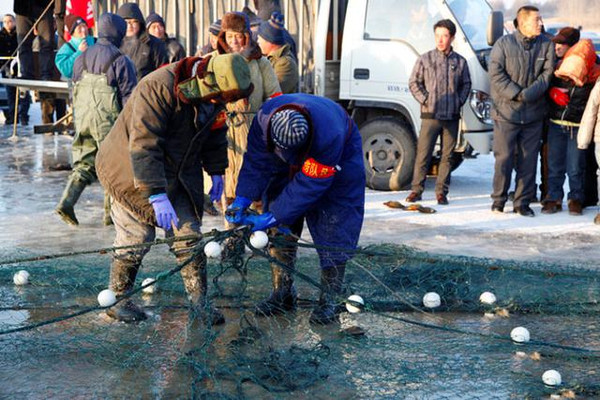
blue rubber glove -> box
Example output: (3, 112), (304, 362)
(225, 196), (252, 224)
(209, 175), (224, 203)
(241, 212), (279, 232)
(149, 193), (179, 230)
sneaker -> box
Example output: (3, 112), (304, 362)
(513, 205), (535, 217)
(491, 202), (504, 213)
(541, 200), (562, 214)
(436, 193), (449, 205)
(405, 192), (422, 203)
(568, 199), (583, 216)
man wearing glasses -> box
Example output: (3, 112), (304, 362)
(117, 3), (168, 81)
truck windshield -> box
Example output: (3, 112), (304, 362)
(447, 0), (493, 51)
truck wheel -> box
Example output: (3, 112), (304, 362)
(361, 117), (416, 191)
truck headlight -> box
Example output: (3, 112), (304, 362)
(469, 89), (493, 125)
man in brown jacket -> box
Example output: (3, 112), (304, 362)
(257, 11), (298, 94)
(96, 53), (253, 325)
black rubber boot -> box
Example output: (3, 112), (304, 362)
(255, 262), (297, 316)
(103, 192), (113, 226)
(55, 175), (87, 226)
(309, 265), (346, 325)
(106, 259), (146, 322)
(181, 255), (225, 326)
(203, 193), (219, 216)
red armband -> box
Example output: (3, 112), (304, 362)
(301, 158), (338, 179)
(210, 111), (228, 130)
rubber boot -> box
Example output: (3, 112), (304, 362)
(181, 256), (225, 326)
(103, 192), (113, 226)
(55, 175), (87, 226)
(255, 247), (297, 316)
(309, 265), (346, 325)
(106, 259), (146, 322)
(203, 193), (219, 216)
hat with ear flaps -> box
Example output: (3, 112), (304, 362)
(175, 53), (254, 105)
(216, 12), (255, 55)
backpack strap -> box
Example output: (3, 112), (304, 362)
(102, 51), (123, 74)
(81, 49), (123, 76)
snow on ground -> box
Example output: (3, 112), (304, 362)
(1, 104), (599, 266)
(362, 153), (600, 264)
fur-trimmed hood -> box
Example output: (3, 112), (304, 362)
(173, 54), (254, 105)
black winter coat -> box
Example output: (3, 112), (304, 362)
(165, 38), (186, 64)
(120, 32), (168, 81)
(489, 30), (555, 124)
(548, 57), (600, 123)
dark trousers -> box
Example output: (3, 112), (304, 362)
(491, 120), (542, 208)
(5, 85), (31, 122)
(411, 118), (459, 196)
(4, 84), (16, 121)
(546, 122), (585, 203)
(584, 143), (598, 207)
(16, 6), (54, 80)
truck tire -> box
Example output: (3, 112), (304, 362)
(361, 117), (416, 191)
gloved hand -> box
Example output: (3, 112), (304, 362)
(549, 87), (570, 107)
(225, 196), (252, 224)
(240, 212), (279, 232)
(209, 175), (224, 203)
(149, 193), (179, 230)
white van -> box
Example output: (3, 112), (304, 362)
(314, 0), (504, 190)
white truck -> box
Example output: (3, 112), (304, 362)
(314, 0), (504, 190)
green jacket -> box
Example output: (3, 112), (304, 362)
(96, 63), (228, 225)
(267, 44), (298, 94)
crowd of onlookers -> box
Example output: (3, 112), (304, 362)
(402, 6), (600, 224)
(3, 3), (600, 226)
(0, 2), (299, 228)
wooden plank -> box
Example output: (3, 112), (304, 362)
(0, 78), (69, 95)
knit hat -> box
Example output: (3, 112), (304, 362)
(145, 12), (165, 30)
(65, 14), (87, 35)
(552, 27), (580, 47)
(270, 109), (309, 150)
(208, 19), (221, 36)
(258, 12), (285, 45)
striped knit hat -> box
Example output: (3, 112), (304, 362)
(270, 109), (309, 150)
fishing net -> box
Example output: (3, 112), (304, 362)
(1, 229), (599, 399)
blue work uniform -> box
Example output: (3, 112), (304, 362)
(236, 93), (366, 269)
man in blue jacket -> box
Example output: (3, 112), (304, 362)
(226, 93), (365, 325)
(55, 13), (137, 227)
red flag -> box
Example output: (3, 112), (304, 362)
(64, 0), (95, 41)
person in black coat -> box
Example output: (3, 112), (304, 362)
(116, 3), (168, 81)
(0, 13), (18, 124)
(145, 12), (186, 64)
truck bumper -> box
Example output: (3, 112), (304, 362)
(463, 130), (493, 155)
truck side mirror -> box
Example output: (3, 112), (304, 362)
(487, 11), (504, 46)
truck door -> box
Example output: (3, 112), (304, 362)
(342, 0), (442, 103)
(314, 0), (347, 100)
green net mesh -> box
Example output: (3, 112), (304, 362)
(1, 231), (599, 399)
